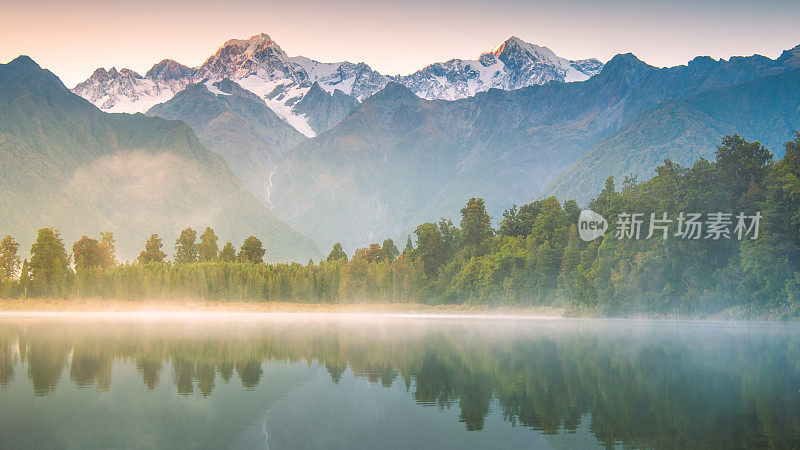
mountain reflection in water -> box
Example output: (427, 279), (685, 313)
(0, 315), (799, 449)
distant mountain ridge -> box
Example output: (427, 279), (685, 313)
(546, 46), (800, 202)
(71, 34), (603, 135)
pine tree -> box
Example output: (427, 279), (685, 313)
(19, 259), (29, 296)
(558, 224), (582, 300)
(403, 236), (414, 258)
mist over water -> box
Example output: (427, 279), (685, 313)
(0, 316), (798, 449)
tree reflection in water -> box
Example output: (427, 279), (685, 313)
(0, 317), (799, 448)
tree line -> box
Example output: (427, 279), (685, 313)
(1, 133), (799, 317)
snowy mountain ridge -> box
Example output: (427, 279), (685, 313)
(72, 34), (603, 134)
(72, 65), (192, 113)
(392, 36), (603, 100)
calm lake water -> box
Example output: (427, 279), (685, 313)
(0, 314), (799, 449)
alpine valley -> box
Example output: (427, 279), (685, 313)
(5, 33), (800, 256)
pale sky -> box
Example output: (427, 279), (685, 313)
(2, 0), (799, 88)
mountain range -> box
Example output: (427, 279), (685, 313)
(72, 34), (604, 137)
(70, 33), (605, 215)
(267, 47), (800, 251)
(0, 56), (319, 262)
(6, 35), (800, 258)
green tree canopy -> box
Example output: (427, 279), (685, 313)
(499, 204), (524, 237)
(72, 236), (107, 270)
(439, 218), (461, 259)
(353, 243), (383, 263)
(29, 228), (70, 296)
(327, 242), (348, 262)
(198, 227), (219, 262)
(382, 238), (399, 261)
(563, 200), (581, 225)
(0, 235), (20, 280)
(174, 228), (198, 265)
(460, 198), (493, 248)
(590, 176), (622, 219)
(99, 232), (116, 268)
(239, 236), (265, 264)
(220, 241), (236, 262)
(138, 234), (167, 264)
(414, 222), (446, 278)
(769, 132), (800, 248)
(716, 134), (773, 209)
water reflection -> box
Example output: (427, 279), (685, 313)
(0, 316), (799, 448)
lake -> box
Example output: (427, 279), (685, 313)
(0, 313), (798, 449)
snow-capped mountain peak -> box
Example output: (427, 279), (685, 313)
(489, 36), (572, 76)
(221, 33), (279, 54)
(393, 36), (604, 100)
(198, 33), (306, 83)
(145, 59), (195, 81)
(490, 36), (558, 60)
(190, 33), (388, 135)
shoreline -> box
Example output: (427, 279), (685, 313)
(0, 298), (565, 320)
(0, 310), (565, 322)
(0, 299), (796, 323)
